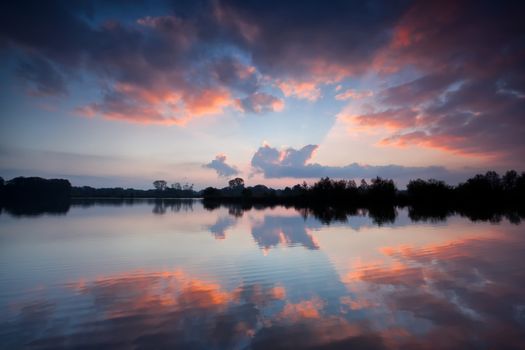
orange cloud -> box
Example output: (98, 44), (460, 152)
(76, 84), (235, 126)
(380, 131), (498, 160)
(341, 108), (420, 133)
(277, 80), (321, 101)
(335, 89), (373, 101)
(184, 88), (234, 116)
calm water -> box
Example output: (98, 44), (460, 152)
(1, 200), (524, 349)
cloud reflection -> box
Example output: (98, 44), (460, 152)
(251, 215), (320, 251)
(2, 203), (525, 349)
(344, 234), (525, 349)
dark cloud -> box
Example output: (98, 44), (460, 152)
(204, 154), (239, 177)
(1, 0), (524, 166)
(0, 1), (283, 122)
(355, 0), (525, 163)
(211, 56), (260, 94)
(379, 73), (457, 107)
(216, 0), (413, 78)
(0, 0), (414, 122)
(251, 144), (453, 185)
(236, 92), (284, 113)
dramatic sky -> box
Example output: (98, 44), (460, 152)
(1, 0), (524, 189)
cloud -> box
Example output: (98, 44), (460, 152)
(356, 1), (525, 163)
(0, 0), (412, 123)
(277, 80), (321, 101)
(216, 0), (411, 80)
(0, 1), (287, 124)
(335, 89), (373, 101)
(236, 92), (284, 113)
(350, 108), (419, 131)
(344, 233), (525, 349)
(251, 215), (320, 251)
(210, 56), (260, 94)
(2, 0), (525, 167)
(207, 215), (237, 239)
(251, 144), (453, 184)
(204, 154), (239, 177)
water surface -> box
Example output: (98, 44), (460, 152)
(1, 200), (524, 349)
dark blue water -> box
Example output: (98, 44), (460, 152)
(1, 200), (524, 349)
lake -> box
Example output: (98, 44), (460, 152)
(1, 199), (524, 349)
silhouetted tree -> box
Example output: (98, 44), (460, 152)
(358, 179), (369, 195)
(368, 177), (397, 204)
(407, 178), (452, 205)
(153, 180), (167, 191)
(310, 177), (356, 202)
(228, 177), (245, 189)
(202, 187), (221, 198)
(2, 177), (71, 200)
(242, 188), (253, 198)
(0, 177), (72, 216)
(456, 171), (502, 203)
(502, 170), (518, 192)
(292, 183), (308, 196)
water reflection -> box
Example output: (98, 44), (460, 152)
(1, 198), (524, 225)
(207, 216), (236, 239)
(204, 202), (399, 226)
(1, 200), (524, 349)
(151, 199), (194, 215)
(201, 201), (525, 226)
(343, 234), (525, 349)
(0, 199), (70, 217)
(250, 215), (320, 251)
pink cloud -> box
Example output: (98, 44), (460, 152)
(277, 80), (321, 101)
(76, 84), (235, 126)
(349, 1), (525, 165)
(184, 88), (234, 116)
(335, 89), (373, 101)
(349, 108), (419, 131)
(379, 131), (498, 160)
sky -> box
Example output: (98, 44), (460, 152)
(0, 0), (524, 189)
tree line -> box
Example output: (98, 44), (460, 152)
(201, 171), (525, 208)
(71, 180), (196, 198)
(1, 170), (524, 208)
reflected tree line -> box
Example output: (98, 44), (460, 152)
(72, 198), (196, 215)
(1, 171), (524, 221)
(204, 201), (524, 226)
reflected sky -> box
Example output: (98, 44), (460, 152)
(1, 200), (524, 349)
